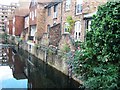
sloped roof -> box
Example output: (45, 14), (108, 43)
(14, 7), (29, 16)
(29, 0), (62, 8)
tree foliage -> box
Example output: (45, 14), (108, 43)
(72, 1), (120, 89)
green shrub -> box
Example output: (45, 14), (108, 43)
(72, 1), (120, 90)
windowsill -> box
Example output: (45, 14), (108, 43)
(74, 39), (81, 42)
(75, 12), (82, 16)
(27, 40), (35, 46)
(65, 9), (70, 12)
(64, 32), (70, 34)
(53, 17), (57, 19)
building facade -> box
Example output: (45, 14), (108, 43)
(0, 3), (18, 31)
(6, 0), (107, 49)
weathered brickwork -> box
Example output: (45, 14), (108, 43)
(49, 23), (61, 46)
(8, 20), (13, 35)
(14, 16), (24, 36)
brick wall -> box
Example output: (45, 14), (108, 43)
(49, 23), (61, 46)
(36, 4), (46, 38)
(15, 16), (24, 36)
(45, 3), (62, 33)
(58, 33), (75, 51)
(8, 20), (13, 35)
(29, 6), (37, 25)
(61, 0), (107, 42)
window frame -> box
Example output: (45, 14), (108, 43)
(64, 22), (70, 33)
(65, 0), (71, 11)
(53, 4), (58, 19)
(74, 21), (81, 41)
(48, 7), (51, 16)
(75, 0), (83, 15)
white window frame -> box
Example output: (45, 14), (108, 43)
(13, 26), (15, 36)
(48, 7), (51, 16)
(30, 25), (36, 36)
(7, 28), (9, 34)
(30, 12), (31, 18)
(88, 20), (91, 31)
(65, 0), (71, 11)
(74, 21), (81, 41)
(35, 9), (36, 17)
(53, 4), (58, 19)
(13, 17), (15, 24)
(31, 11), (34, 21)
(75, 0), (82, 15)
(64, 22), (70, 33)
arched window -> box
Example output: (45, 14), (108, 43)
(74, 21), (81, 41)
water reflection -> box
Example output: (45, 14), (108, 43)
(0, 46), (80, 89)
(0, 66), (28, 89)
(0, 46), (28, 89)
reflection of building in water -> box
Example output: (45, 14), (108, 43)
(12, 53), (26, 80)
(6, 48), (13, 68)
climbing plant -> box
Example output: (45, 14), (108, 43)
(66, 16), (75, 33)
(72, 1), (120, 90)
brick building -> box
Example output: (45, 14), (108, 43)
(44, 1), (62, 46)
(61, 0), (107, 42)
(12, 8), (29, 36)
(7, 15), (13, 35)
(6, 0), (107, 50)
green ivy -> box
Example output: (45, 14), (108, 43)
(72, 1), (120, 89)
(66, 16), (75, 33)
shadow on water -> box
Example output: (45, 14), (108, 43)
(1, 46), (82, 89)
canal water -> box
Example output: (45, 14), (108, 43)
(0, 45), (80, 89)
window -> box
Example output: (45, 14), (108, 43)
(13, 26), (15, 35)
(53, 4), (58, 18)
(30, 25), (36, 36)
(48, 7), (51, 16)
(75, 0), (82, 15)
(31, 11), (34, 20)
(30, 12), (31, 18)
(54, 4), (57, 12)
(64, 22), (69, 33)
(85, 19), (92, 31)
(65, 0), (71, 11)
(47, 25), (50, 33)
(88, 20), (91, 31)
(35, 9), (36, 17)
(13, 17), (15, 24)
(7, 21), (9, 25)
(7, 28), (9, 33)
(47, 25), (50, 38)
(74, 21), (81, 41)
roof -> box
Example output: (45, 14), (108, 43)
(29, 0), (62, 8)
(14, 7), (29, 16)
(44, 1), (61, 8)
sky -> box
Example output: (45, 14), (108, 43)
(0, 0), (19, 5)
